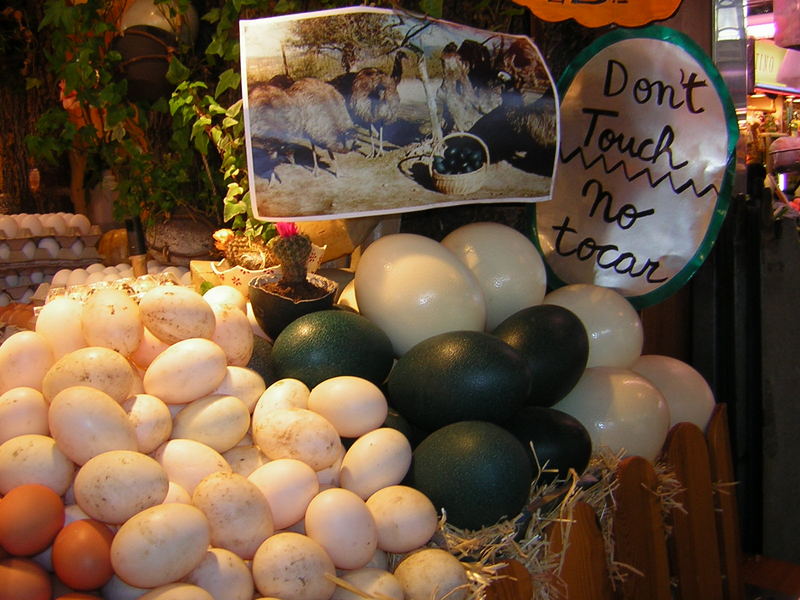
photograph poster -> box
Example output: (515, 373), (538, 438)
(240, 7), (559, 221)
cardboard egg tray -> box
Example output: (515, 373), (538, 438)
(0, 225), (103, 274)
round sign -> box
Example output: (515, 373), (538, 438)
(534, 26), (738, 308)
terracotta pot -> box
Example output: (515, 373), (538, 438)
(249, 272), (337, 340)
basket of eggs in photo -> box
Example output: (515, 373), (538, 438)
(429, 132), (490, 195)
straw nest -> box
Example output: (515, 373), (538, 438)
(399, 447), (684, 600)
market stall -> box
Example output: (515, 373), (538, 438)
(0, 1), (780, 599)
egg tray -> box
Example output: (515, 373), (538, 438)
(0, 225), (102, 263)
(0, 251), (103, 278)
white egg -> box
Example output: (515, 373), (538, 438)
(553, 367), (671, 462)
(304, 487), (378, 570)
(129, 326), (170, 370)
(87, 262), (107, 274)
(0, 215), (19, 237)
(337, 279), (359, 311)
(41, 213), (68, 235)
(163, 480), (192, 504)
(0, 434), (75, 495)
(366, 485), (439, 554)
(110, 503), (211, 589)
(21, 239), (37, 259)
(253, 379), (310, 420)
(544, 283), (643, 368)
(50, 268), (72, 288)
(308, 376), (388, 438)
(137, 584), (213, 600)
(0, 330), (54, 394)
(4, 273), (19, 287)
(48, 385), (138, 465)
(102, 575), (149, 600)
(252, 407), (342, 471)
(42, 346), (136, 403)
(82, 271), (105, 285)
(37, 237), (60, 258)
(316, 451), (343, 491)
(0, 243), (9, 261)
(441, 222), (548, 330)
(0, 386), (49, 444)
(223, 445), (269, 478)
(139, 285), (216, 344)
(393, 548), (469, 600)
(152, 438), (231, 494)
(192, 471), (274, 559)
(339, 428), (412, 500)
(35, 297), (87, 359)
(0, 292), (10, 307)
(122, 393), (173, 454)
(67, 212), (92, 235)
(172, 394), (250, 453)
(143, 338), (228, 404)
(64, 503), (92, 526)
(631, 354), (715, 429)
(19, 288), (35, 303)
(210, 302), (254, 367)
(29, 270), (44, 284)
(251, 532), (336, 600)
(331, 568), (404, 600)
(19, 213), (43, 236)
(213, 366), (267, 414)
(69, 237), (85, 257)
(184, 548), (255, 600)
(82, 288), (143, 356)
(74, 450), (169, 524)
(203, 285), (248, 313)
(66, 268), (89, 286)
(354, 233), (486, 355)
(179, 271), (193, 286)
(247, 459), (319, 530)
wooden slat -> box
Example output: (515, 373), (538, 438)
(546, 500), (614, 600)
(743, 554), (800, 596)
(704, 404), (746, 600)
(484, 559), (533, 600)
(613, 456), (672, 600)
(662, 422), (724, 600)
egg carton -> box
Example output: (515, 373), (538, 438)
(5, 283), (38, 303)
(0, 224), (102, 248)
(0, 247), (103, 274)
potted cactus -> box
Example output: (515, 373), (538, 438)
(248, 222), (337, 339)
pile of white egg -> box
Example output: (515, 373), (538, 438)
(0, 284), (466, 600)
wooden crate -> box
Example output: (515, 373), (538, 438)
(483, 404), (797, 599)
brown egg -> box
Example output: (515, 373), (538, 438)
(0, 557), (52, 600)
(0, 484), (64, 556)
(52, 519), (114, 591)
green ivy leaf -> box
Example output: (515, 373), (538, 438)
(215, 69), (241, 98)
(166, 57), (191, 85)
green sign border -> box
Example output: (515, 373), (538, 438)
(532, 25), (739, 309)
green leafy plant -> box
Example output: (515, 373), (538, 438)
(26, 0), (511, 241)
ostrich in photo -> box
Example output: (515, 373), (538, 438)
(331, 51), (407, 158)
(468, 86), (558, 176)
(285, 77), (357, 176)
(247, 82), (300, 184)
(437, 40), (503, 133)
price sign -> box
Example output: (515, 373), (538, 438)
(511, 0), (682, 28)
(533, 26), (738, 308)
